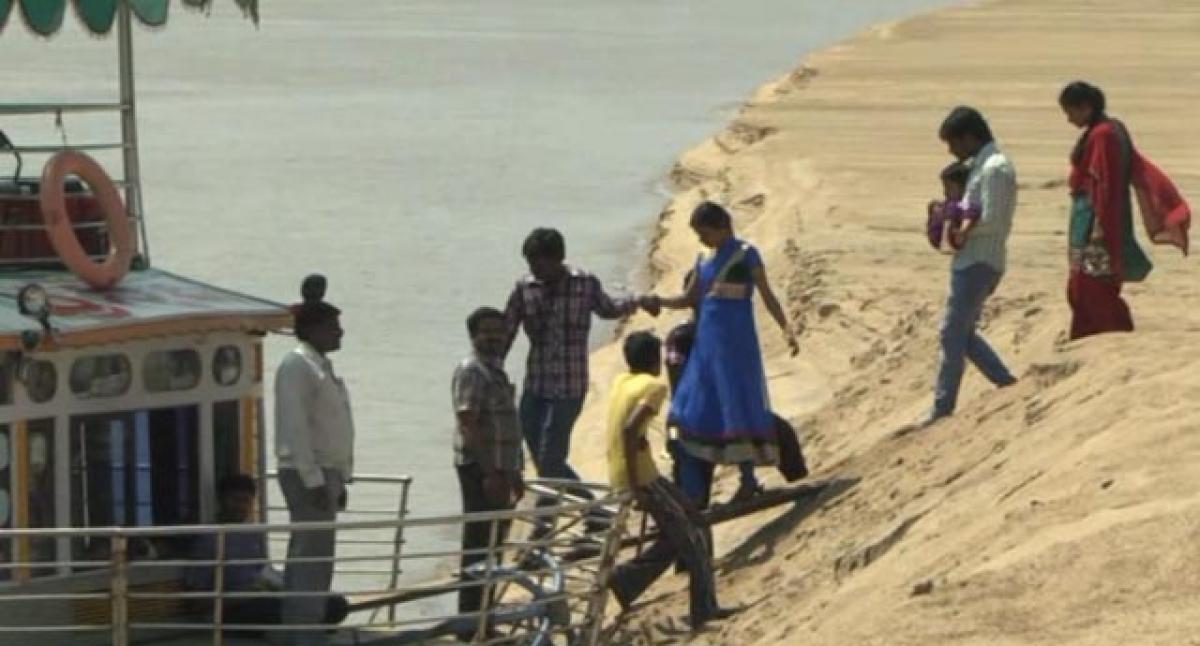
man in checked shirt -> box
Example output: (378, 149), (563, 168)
(452, 307), (525, 625)
(504, 228), (659, 493)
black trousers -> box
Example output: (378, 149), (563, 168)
(227, 595), (347, 623)
(609, 478), (717, 619)
(456, 463), (515, 615)
(192, 595), (348, 636)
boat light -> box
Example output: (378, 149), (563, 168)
(17, 283), (50, 321)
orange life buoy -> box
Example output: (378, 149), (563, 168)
(39, 150), (136, 290)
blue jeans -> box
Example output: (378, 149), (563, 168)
(519, 392), (584, 481)
(934, 263), (1015, 416)
(670, 440), (757, 510)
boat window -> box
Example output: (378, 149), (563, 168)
(0, 426), (9, 581)
(70, 354), (132, 399)
(27, 419), (55, 577)
(0, 354), (12, 406)
(22, 359), (57, 404)
(70, 407), (200, 567)
(144, 349), (201, 393)
(213, 400), (241, 485)
(212, 346), (243, 387)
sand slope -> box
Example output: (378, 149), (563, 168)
(568, 0), (1200, 643)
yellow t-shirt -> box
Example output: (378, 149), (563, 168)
(606, 372), (668, 492)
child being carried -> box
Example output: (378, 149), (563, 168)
(926, 161), (981, 251)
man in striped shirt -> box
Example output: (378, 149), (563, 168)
(915, 107), (1018, 428)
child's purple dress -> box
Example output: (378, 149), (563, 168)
(926, 198), (981, 250)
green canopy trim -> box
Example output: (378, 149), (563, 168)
(0, 0), (257, 36)
(20, 0), (67, 35)
(130, 0), (168, 28)
(77, 0), (118, 33)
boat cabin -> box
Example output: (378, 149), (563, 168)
(0, 267), (290, 586)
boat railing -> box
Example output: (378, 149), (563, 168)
(262, 470), (414, 617)
(0, 478), (633, 645)
(0, 101), (147, 266)
(0, 103), (127, 116)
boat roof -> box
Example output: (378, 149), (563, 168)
(0, 267), (290, 350)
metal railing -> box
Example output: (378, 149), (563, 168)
(0, 478), (632, 645)
(5, 143), (129, 154)
(0, 104), (126, 116)
(0, 100), (148, 267)
(263, 470), (414, 626)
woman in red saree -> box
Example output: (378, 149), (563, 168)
(1059, 81), (1190, 340)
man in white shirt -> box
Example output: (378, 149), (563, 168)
(912, 107), (1018, 429)
(274, 275), (354, 645)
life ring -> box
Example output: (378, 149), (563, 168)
(39, 150), (136, 290)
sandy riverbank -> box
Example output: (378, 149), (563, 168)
(567, 0), (1200, 643)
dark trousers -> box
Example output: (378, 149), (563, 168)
(456, 463), (514, 615)
(672, 441), (715, 509)
(520, 392), (597, 506)
(279, 468), (343, 645)
(609, 478), (718, 620)
(518, 392), (584, 481)
(670, 440), (756, 511)
(213, 596), (348, 634)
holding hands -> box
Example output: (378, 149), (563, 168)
(638, 293), (662, 317)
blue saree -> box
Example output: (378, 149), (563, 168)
(670, 238), (778, 466)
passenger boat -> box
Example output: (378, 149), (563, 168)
(0, 2), (633, 644)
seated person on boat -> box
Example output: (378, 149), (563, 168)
(184, 474), (349, 631)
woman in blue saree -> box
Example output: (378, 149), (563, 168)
(658, 201), (798, 503)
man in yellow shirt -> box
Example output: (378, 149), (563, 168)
(605, 331), (735, 629)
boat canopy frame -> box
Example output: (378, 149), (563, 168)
(0, 0), (260, 269)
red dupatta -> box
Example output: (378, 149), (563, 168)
(1069, 119), (1190, 263)
(1132, 153), (1190, 255)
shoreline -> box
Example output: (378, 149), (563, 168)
(574, 0), (1200, 643)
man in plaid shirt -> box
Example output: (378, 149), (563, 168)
(504, 228), (658, 485)
(452, 306), (524, 625)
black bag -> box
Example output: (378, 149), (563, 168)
(774, 414), (809, 482)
